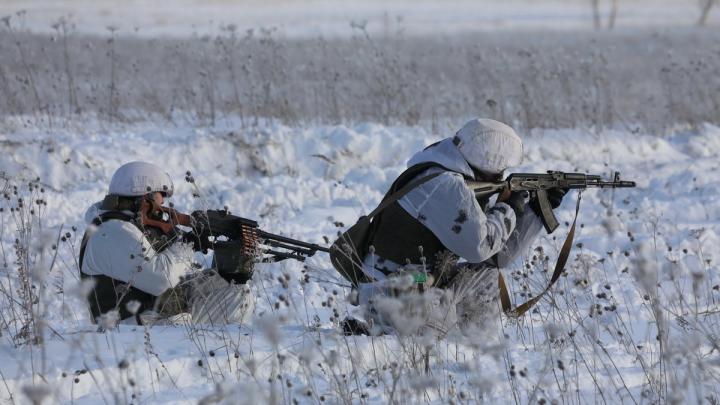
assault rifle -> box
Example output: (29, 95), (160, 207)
(467, 171), (635, 318)
(467, 171), (636, 233)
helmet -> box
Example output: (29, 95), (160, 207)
(453, 118), (523, 173)
(108, 161), (174, 197)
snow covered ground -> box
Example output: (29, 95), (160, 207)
(1, 117), (719, 403)
(1, 0), (717, 38)
(2, 1), (719, 402)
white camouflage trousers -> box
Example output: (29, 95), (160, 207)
(363, 263), (501, 337)
(448, 264), (501, 330)
(150, 271), (255, 326)
(188, 273), (255, 325)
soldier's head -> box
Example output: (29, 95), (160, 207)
(107, 161), (174, 207)
(453, 118), (523, 181)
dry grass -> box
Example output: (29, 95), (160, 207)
(1, 15), (719, 133)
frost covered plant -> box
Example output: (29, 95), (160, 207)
(0, 177), (55, 346)
(21, 383), (50, 405)
(5, 17), (718, 131)
(0, 13), (47, 125)
(51, 16), (79, 118)
(106, 25), (120, 123)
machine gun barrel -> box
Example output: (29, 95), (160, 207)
(262, 249), (310, 262)
(257, 230), (331, 255)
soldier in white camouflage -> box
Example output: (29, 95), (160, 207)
(343, 118), (567, 337)
(80, 161), (255, 326)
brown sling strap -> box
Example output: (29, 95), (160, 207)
(498, 192), (582, 318)
(368, 170), (443, 220)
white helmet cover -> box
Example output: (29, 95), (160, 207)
(109, 161), (174, 197)
(453, 118), (523, 173)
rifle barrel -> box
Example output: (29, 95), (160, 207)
(588, 180), (636, 188)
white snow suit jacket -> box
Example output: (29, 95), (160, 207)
(81, 202), (194, 297)
(361, 137), (544, 280)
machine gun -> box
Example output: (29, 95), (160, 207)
(136, 201), (330, 283)
(196, 209), (330, 261)
(467, 171), (636, 233)
(187, 210), (331, 283)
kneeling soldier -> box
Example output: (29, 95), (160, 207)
(338, 119), (567, 336)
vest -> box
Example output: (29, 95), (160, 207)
(79, 211), (170, 324)
(369, 163), (457, 269)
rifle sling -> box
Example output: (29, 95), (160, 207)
(368, 170), (443, 220)
(498, 192), (582, 318)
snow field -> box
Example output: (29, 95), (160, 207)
(1, 118), (720, 403)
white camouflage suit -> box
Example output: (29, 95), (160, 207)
(359, 119), (544, 337)
(81, 203), (255, 325)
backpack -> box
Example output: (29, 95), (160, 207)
(329, 163), (443, 286)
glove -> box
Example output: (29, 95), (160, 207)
(190, 210), (210, 234)
(182, 211), (212, 253)
(503, 191), (528, 217)
(530, 188), (568, 217)
(182, 230), (210, 253)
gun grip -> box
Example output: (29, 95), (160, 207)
(536, 189), (559, 234)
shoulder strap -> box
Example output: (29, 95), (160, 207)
(94, 211), (136, 224)
(366, 163), (445, 219)
(498, 193), (582, 318)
